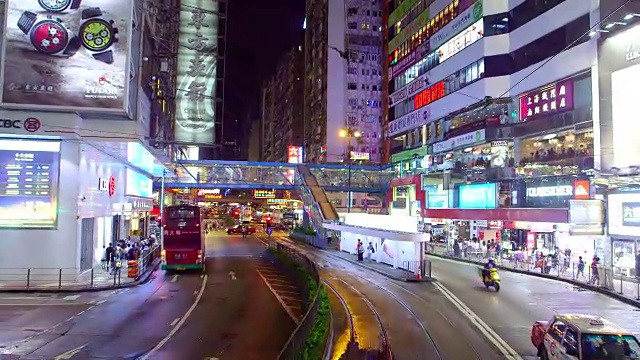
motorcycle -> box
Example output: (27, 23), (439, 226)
(479, 267), (501, 292)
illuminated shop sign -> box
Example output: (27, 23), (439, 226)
(175, 0), (219, 144)
(432, 129), (485, 153)
(458, 183), (497, 209)
(254, 189), (276, 199)
(98, 176), (116, 196)
(389, 42), (430, 78)
(203, 194), (222, 200)
(519, 79), (574, 121)
(389, 87), (407, 107)
(350, 151), (370, 161)
(414, 81), (445, 109)
(430, 1), (483, 50)
(387, 107), (431, 137)
(2, 0), (132, 112)
(0, 140), (61, 228)
(288, 146), (304, 164)
(389, 73), (430, 108)
(267, 198), (289, 204)
(526, 185), (572, 197)
(438, 19), (484, 62)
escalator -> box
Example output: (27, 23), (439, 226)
(296, 164), (340, 222)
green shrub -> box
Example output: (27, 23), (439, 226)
(267, 247), (329, 360)
(293, 226), (317, 236)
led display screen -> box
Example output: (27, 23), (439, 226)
(2, 0), (133, 111)
(0, 140), (60, 228)
(438, 19), (484, 62)
(125, 169), (152, 198)
(458, 183), (497, 209)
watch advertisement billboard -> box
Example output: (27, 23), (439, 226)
(1, 0), (133, 112)
(175, 0), (219, 144)
(458, 183), (497, 209)
(0, 139), (60, 228)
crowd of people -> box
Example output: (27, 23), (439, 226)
(102, 236), (157, 275)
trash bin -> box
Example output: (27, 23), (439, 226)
(127, 260), (138, 278)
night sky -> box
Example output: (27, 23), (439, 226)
(223, 0), (305, 152)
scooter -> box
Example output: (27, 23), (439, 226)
(479, 267), (501, 292)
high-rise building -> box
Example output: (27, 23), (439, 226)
(303, 0), (384, 164)
(383, 0), (603, 241)
(260, 46), (305, 162)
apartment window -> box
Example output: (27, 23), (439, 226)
(348, 22), (357, 29)
(348, 98), (358, 106)
(361, 23), (367, 30)
(347, 7), (358, 16)
(347, 82), (357, 90)
(347, 67), (357, 74)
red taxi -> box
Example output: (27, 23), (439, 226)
(226, 225), (257, 235)
(531, 314), (640, 359)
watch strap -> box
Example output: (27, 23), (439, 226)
(17, 11), (37, 35)
(70, 0), (82, 10)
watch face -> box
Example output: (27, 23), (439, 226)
(30, 20), (69, 54)
(80, 19), (115, 52)
(38, 0), (72, 12)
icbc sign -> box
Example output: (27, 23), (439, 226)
(414, 81), (445, 109)
(0, 117), (41, 133)
(108, 176), (116, 197)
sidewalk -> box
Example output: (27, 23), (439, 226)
(0, 249), (161, 292)
(325, 249), (411, 280)
(426, 244), (640, 307)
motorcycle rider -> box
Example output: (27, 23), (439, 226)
(482, 258), (496, 282)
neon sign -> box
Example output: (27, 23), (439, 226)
(414, 81), (445, 109)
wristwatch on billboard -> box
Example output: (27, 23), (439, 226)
(38, 0), (82, 13)
(79, 7), (119, 64)
(17, 11), (83, 56)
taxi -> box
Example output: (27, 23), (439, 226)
(531, 314), (640, 359)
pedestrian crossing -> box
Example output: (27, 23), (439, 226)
(250, 256), (304, 323)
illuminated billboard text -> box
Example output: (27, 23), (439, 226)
(0, 140), (60, 228)
(2, 0), (132, 111)
(175, 1), (219, 144)
(254, 189), (276, 199)
(414, 81), (445, 109)
(438, 19), (484, 62)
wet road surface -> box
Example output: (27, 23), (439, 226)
(0, 233), (298, 359)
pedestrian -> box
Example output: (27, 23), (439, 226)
(356, 239), (364, 262)
(366, 242), (375, 262)
(576, 256), (585, 280)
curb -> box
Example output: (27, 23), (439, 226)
(0, 259), (161, 294)
(427, 252), (640, 308)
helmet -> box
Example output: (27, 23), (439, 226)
(488, 258), (495, 262)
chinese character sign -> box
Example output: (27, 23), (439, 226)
(413, 81), (445, 109)
(1, 0), (133, 111)
(519, 79), (574, 121)
(176, 1), (219, 144)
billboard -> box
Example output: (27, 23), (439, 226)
(458, 183), (497, 209)
(175, 0), (219, 144)
(0, 139), (60, 228)
(1, 0), (133, 112)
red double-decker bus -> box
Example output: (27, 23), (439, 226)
(161, 205), (205, 271)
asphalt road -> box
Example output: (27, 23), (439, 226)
(0, 233), (297, 360)
(428, 255), (640, 358)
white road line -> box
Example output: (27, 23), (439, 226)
(432, 281), (522, 360)
(96, 300), (106, 305)
(139, 275), (208, 359)
(171, 274), (179, 283)
(170, 317), (180, 326)
(63, 295), (80, 301)
(256, 270), (300, 325)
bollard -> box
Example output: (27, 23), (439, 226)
(118, 269), (121, 285)
(26, 269), (31, 289)
(58, 268), (62, 289)
(636, 280), (640, 300)
(113, 269), (117, 286)
(90, 269), (94, 288)
(620, 274), (624, 294)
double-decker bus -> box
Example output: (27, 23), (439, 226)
(161, 205), (205, 271)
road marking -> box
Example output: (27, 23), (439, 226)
(170, 317), (180, 326)
(63, 295), (80, 301)
(139, 275), (208, 359)
(432, 281), (522, 359)
(228, 271), (237, 280)
(54, 344), (87, 359)
(256, 270), (300, 325)
(171, 274), (179, 283)
(96, 300), (106, 305)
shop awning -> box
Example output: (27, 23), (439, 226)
(422, 208), (569, 223)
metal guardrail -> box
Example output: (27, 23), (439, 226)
(266, 239), (324, 360)
(0, 245), (161, 290)
(403, 260), (432, 281)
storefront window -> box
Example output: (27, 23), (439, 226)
(612, 239), (638, 278)
(426, 143), (515, 176)
(518, 130), (594, 170)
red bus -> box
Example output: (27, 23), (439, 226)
(161, 205), (205, 271)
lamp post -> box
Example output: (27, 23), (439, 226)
(339, 128), (361, 213)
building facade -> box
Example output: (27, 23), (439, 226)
(260, 46), (305, 162)
(383, 0), (605, 259)
(304, 0), (384, 164)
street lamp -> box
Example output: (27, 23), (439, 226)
(340, 128), (361, 213)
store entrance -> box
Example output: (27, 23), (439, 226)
(80, 218), (95, 271)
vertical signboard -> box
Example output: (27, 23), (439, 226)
(175, 1), (218, 144)
(1, 0), (133, 112)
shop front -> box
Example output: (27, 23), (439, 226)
(388, 175), (424, 217)
(608, 191), (640, 278)
(391, 146), (429, 177)
(124, 169), (154, 239)
(520, 176), (593, 208)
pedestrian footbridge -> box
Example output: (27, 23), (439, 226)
(157, 160), (394, 245)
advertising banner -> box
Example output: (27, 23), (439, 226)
(1, 0), (132, 112)
(458, 183), (496, 209)
(175, 0), (219, 144)
(387, 106), (432, 137)
(388, 41), (430, 79)
(519, 79), (574, 121)
(438, 19), (484, 62)
(0, 139), (60, 228)
(125, 169), (152, 198)
(430, 1), (483, 50)
(432, 129), (485, 153)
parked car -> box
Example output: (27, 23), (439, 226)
(226, 225), (257, 235)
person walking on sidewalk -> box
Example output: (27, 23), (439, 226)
(356, 239), (364, 262)
(366, 242), (375, 262)
(576, 256), (586, 280)
(590, 256), (600, 286)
